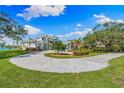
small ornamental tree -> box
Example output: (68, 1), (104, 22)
(51, 38), (66, 54)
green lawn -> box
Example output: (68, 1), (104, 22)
(0, 50), (124, 87)
(44, 52), (106, 59)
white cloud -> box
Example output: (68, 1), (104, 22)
(17, 5), (66, 20)
(76, 24), (83, 27)
(75, 23), (83, 31)
(115, 19), (124, 23)
(85, 28), (92, 32)
(48, 34), (54, 37)
(93, 14), (111, 24)
(93, 14), (106, 18)
(56, 34), (65, 38)
(57, 28), (92, 39)
(93, 14), (124, 24)
(24, 25), (41, 35)
(69, 31), (86, 36)
(2, 37), (13, 45)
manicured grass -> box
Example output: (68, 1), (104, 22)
(0, 50), (27, 59)
(44, 52), (106, 59)
(0, 50), (124, 87)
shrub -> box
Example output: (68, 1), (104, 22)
(111, 45), (122, 52)
(73, 49), (89, 56)
(93, 47), (106, 52)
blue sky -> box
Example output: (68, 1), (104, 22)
(1, 5), (124, 43)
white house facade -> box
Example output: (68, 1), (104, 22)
(21, 35), (55, 51)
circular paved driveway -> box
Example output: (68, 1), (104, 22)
(10, 51), (124, 73)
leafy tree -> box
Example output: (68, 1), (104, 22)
(0, 40), (5, 48)
(0, 12), (28, 48)
(83, 22), (124, 52)
(69, 39), (82, 50)
(12, 23), (28, 47)
(51, 38), (66, 53)
(0, 12), (12, 38)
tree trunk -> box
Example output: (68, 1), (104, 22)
(16, 39), (19, 48)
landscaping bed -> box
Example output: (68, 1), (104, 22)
(44, 53), (83, 58)
(44, 52), (106, 59)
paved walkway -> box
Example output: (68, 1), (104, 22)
(10, 51), (124, 73)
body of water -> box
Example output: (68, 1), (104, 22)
(0, 47), (14, 51)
